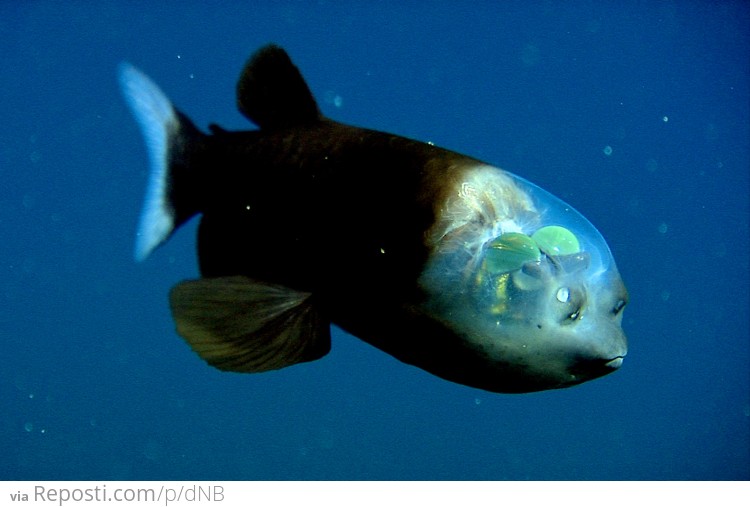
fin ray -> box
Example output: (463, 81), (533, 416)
(119, 63), (178, 261)
(170, 276), (331, 373)
(119, 63), (205, 261)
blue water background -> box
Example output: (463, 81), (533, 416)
(1, 1), (747, 480)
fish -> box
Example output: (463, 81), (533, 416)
(119, 44), (628, 393)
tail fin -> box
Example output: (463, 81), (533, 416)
(118, 62), (204, 261)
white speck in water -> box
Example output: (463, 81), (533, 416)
(24, 422), (33, 432)
(143, 440), (162, 461)
(714, 242), (727, 258)
(603, 145), (613, 156)
(22, 194), (36, 209)
(662, 116), (669, 122)
(324, 90), (344, 108)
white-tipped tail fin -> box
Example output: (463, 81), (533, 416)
(119, 62), (178, 262)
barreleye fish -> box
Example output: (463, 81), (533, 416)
(119, 44), (628, 393)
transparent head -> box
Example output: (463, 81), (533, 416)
(419, 164), (628, 390)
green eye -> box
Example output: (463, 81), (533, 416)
(532, 226), (580, 256)
(484, 232), (541, 274)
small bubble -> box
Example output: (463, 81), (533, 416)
(143, 439), (162, 461)
(662, 116), (669, 122)
(705, 123), (719, 141)
(24, 422), (33, 432)
(660, 290), (671, 302)
(645, 158), (658, 173)
(658, 223), (668, 234)
(520, 44), (541, 67)
(21, 258), (36, 275)
(22, 194), (36, 209)
(714, 242), (727, 258)
(603, 145), (613, 156)
(324, 91), (344, 108)
(474, 398), (482, 405)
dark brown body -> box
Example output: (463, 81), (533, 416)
(121, 45), (627, 393)
(194, 121), (517, 390)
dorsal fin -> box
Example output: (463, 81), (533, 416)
(236, 44), (321, 130)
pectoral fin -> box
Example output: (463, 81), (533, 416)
(169, 276), (330, 373)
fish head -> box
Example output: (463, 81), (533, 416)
(419, 164), (628, 392)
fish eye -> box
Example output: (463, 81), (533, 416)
(612, 299), (627, 316)
(555, 286), (584, 323)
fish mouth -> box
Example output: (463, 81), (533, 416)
(569, 355), (626, 383)
(604, 356), (625, 369)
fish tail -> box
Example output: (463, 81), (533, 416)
(119, 62), (205, 261)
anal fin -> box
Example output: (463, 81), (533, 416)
(169, 276), (330, 373)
